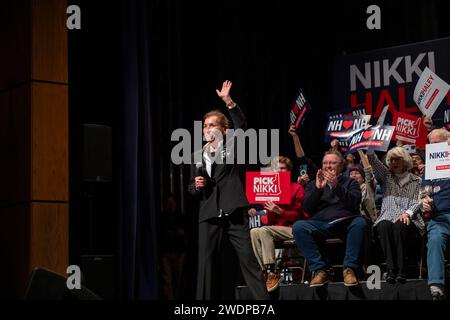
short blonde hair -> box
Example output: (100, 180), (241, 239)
(203, 110), (230, 128)
(271, 156), (293, 171)
(386, 146), (413, 171)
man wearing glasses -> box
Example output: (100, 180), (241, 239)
(292, 150), (367, 287)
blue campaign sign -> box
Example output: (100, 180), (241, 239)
(325, 115), (371, 143)
(345, 125), (395, 155)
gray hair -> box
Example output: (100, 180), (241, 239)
(386, 146), (413, 171)
(428, 128), (450, 142)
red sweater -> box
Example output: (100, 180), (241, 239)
(267, 182), (309, 227)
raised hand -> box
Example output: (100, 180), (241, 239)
(216, 80), (233, 105)
(330, 139), (339, 150)
(288, 124), (298, 137)
(358, 150), (370, 168)
(423, 116), (433, 132)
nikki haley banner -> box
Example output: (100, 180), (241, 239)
(425, 142), (450, 180)
(414, 67), (450, 118)
(333, 37), (450, 127)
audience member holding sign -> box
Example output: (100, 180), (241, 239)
(350, 151), (378, 224)
(249, 156), (309, 292)
(288, 125), (318, 186)
(418, 128), (450, 300)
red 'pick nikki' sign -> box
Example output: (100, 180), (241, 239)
(392, 111), (427, 148)
(246, 171), (291, 204)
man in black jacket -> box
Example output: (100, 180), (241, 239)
(292, 150), (367, 287)
(188, 80), (269, 300)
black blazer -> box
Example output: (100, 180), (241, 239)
(188, 105), (250, 222)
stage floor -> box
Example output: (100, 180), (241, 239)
(236, 279), (434, 300)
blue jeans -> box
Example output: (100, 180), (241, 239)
(427, 214), (450, 285)
(292, 216), (367, 272)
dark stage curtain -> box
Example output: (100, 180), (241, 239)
(117, 0), (159, 299)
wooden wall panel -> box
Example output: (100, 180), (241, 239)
(31, 0), (68, 83)
(29, 203), (69, 275)
(0, 0), (69, 298)
(31, 83), (68, 201)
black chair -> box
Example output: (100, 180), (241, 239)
(274, 239), (307, 284)
(274, 238), (346, 284)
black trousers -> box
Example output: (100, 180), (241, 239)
(376, 220), (417, 275)
(196, 210), (269, 300)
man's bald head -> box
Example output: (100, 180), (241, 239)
(428, 128), (450, 144)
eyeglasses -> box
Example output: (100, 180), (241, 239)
(322, 161), (339, 165)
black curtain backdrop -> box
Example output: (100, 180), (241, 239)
(117, 0), (159, 299)
(68, 0), (450, 299)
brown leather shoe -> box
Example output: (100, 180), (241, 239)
(309, 270), (329, 287)
(343, 267), (358, 286)
(266, 272), (281, 292)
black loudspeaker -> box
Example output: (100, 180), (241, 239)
(81, 255), (115, 299)
(81, 124), (112, 182)
(24, 267), (101, 300)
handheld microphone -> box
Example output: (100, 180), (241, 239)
(195, 162), (204, 177)
(195, 162), (206, 200)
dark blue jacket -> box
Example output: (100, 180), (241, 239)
(422, 177), (450, 217)
(302, 174), (362, 221)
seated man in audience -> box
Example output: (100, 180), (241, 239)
(292, 150), (367, 287)
(418, 128), (450, 300)
(250, 156), (309, 292)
